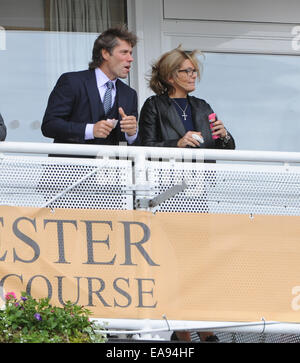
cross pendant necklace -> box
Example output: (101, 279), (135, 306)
(172, 99), (188, 121)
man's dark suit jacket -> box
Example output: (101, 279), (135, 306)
(42, 69), (138, 145)
(0, 113), (7, 141)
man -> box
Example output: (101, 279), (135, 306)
(42, 26), (138, 147)
(0, 113), (7, 141)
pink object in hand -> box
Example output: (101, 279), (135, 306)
(208, 113), (219, 139)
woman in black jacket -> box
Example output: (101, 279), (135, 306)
(139, 47), (235, 342)
(139, 46), (235, 151)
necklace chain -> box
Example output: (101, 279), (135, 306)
(172, 99), (188, 121)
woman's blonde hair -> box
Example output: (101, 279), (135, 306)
(148, 45), (202, 95)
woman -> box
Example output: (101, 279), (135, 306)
(139, 46), (235, 151)
(139, 47), (235, 342)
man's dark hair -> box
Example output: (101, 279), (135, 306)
(89, 25), (138, 70)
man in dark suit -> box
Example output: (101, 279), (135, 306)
(0, 113), (7, 141)
(42, 26), (138, 147)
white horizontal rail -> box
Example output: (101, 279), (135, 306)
(93, 318), (300, 335)
(1, 141), (300, 163)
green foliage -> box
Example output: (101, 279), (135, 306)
(0, 292), (107, 343)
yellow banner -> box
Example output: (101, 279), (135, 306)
(1, 206), (300, 323)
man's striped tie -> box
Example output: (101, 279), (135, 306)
(103, 80), (113, 115)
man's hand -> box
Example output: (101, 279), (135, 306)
(119, 107), (137, 136)
(93, 120), (114, 138)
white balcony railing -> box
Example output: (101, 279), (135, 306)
(1, 141), (300, 341)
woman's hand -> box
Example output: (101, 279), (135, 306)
(177, 131), (203, 148)
(210, 120), (227, 138)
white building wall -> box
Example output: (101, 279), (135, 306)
(128, 0), (300, 104)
